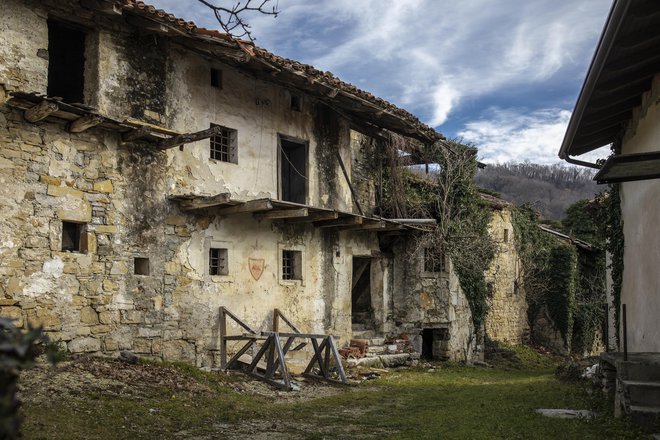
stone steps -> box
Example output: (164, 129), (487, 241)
(623, 380), (660, 407)
(629, 405), (660, 428)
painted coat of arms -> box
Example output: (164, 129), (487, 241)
(249, 258), (265, 281)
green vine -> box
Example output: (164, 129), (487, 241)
(605, 184), (624, 342)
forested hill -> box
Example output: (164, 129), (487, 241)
(475, 163), (601, 220)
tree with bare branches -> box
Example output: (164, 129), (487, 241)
(196, 0), (279, 41)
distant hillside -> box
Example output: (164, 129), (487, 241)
(475, 163), (601, 220)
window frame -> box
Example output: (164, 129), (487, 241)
(209, 123), (238, 164)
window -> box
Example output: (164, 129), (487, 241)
(209, 248), (228, 276)
(503, 228), (509, 243)
(134, 257), (150, 275)
(423, 248), (444, 273)
(210, 68), (222, 88)
(209, 124), (237, 163)
(279, 137), (307, 204)
(48, 21), (86, 103)
(61, 221), (83, 252)
(282, 250), (302, 280)
(290, 93), (302, 112)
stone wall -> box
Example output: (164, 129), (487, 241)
(484, 208), (529, 344)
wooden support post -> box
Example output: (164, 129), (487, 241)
(224, 339), (254, 371)
(219, 307), (227, 369)
(24, 100), (58, 122)
(328, 337), (348, 383)
(68, 114), (103, 133)
(335, 150), (364, 215)
(248, 338), (271, 373)
(157, 125), (225, 150)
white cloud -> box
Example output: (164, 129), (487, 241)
(458, 107), (611, 165)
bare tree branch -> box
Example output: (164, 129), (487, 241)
(196, 0), (279, 42)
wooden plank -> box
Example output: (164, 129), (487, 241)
(328, 337), (348, 383)
(158, 125), (225, 150)
(285, 211), (338, 224)
(123, 118), (180, 136)
(273, 309), (302, 333)
(273, 336), (291, 390)
(224, 340), (254, 370)
(220, 306), (257, 334)
(248, 338), (271, 373)
(253, 208), (308, 221)
(219, 306), (227, 368)
(352, 259), (370, 290)
(216, 199), (273, 216)
(24, 100), (58, 122)
(69, 114), (103, 133)
(313, 216), (363, 228)
(176, 193), (232, 211)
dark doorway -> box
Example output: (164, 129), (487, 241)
(47, 21), (86, 103)
(280, 138), (307, 204)
(351, 257), (372, 326)
(422, 329), (434, 359)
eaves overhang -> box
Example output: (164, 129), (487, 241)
(559, 0), (660, 160)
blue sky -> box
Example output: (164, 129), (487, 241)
(148, 0), (613, 164)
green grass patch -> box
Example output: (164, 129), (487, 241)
(20, 358), (644, 439)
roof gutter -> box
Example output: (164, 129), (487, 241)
(558, 0), (631, 161)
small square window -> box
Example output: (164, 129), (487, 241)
(503, 229), (509, 243)
(423, 248), (444, 273)
(290, 93), (302, 112)
(282, 250), (302, 280)
(62, 221), (83, 252)
(210, 68), (222, 88)
(210, 124), (237, 163)
(209, 248), (228, 276)
(134, 257), (150, 275)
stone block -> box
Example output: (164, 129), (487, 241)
(27, 309), (60, 330)
(99, 310), (119, 324)
(95, 225), (117, 234)
(93, 180), (113, 193)
(164, 261), (180, 275)
(104, 338), (119, 351)
(162, 339), (195, 363)
(80, 306), (99, 324)
(138, 327), (161, 338)
(110, 261), (128, 275)
(68, 336), (101, 353)
(121, 310), (142, 324)
(0, 306), (24, 327)
(39, 175), (61, 186)
(133, 338), (152, 354)
(102, 279), (119, 291)
(165, 215), (186, 226)
(91, 324), (113, 334)
(58, 200), (92, 223)
(47, 185), (83, 199)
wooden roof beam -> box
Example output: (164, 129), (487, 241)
(24, 100), (58, 123)
(157, 125), (226, 150)
(174, 193), (232, 211)
(216, 199), (273, 215)
(254, 208), (309, 221)
(69, 114), (103, 133)
(313, 216), (362, 228)
(285, 211), (338, 224)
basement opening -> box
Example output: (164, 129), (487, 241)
(61, 221), (82, 253)
(279, 137), (307, 204)
(134, 257), (150, 275)
(422, 328), (449, 360)
(351, 257), (372, 326)
(47, 21), (86, 103)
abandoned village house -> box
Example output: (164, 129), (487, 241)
(0, 0), (528, 368)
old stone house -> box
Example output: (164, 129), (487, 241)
(0, 0), (485, 366)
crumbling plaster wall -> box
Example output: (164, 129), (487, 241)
(484, 209), (528, 343)
(0, 0), (393, 366)
(618, 73), (660, 352)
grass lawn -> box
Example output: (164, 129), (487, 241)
(19, 350), (647, 439)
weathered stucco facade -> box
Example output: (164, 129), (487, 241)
(0, 0), (481, 366)
(618, 74), (660, 353)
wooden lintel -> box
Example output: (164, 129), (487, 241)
(68, 114), (103, 133)
(313, 216), (362, 228)
(121, 126), (152, 142)
(24, 100), (58, 123)
(158, 125), (225, 150)
(254, 208), (308, 220)
(285, 211), (338, 224)
(216, 199), (273, 216)
(176, 193), (232, 211)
